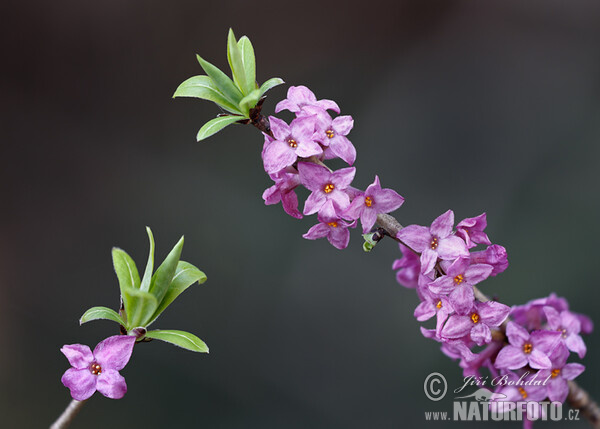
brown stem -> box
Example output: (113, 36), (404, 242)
(50, 399), (87, 429)
(246, 112), (600, 427)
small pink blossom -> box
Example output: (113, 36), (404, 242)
(396, 210), (469, 275)
(60, 335), (136, 400)
(343, 175), (404, 233)
(275, 85), (340, 115)
(302, 200), (356, 249)
(297, 162), (355, 215)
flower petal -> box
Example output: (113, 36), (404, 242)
(297, 162), (331, 192)
(61, 344), (94, 370)
(360, 208), (378, 233)
(268, 116), (291, 141)
(494, 345), (528, 369)
(420, 248), (438, 275)
(303, 222), (330, 240)
(372, 188), (404, 213)
(470, 323), (492, 346)
(528, 349), (552, 369)
(61, 368), (97, 401)
(93, 335), (136, 371)
(281, 190), (302, 219)
(342, 197), (364, 220)
(561, 363), (585, 380)
(414, 301), (436, 322)
(436, 236), (469, 260)
(430, 210), (454, 238)
(295, 140), (323, 159)
(263, 141), (297, 174)
(449, 284), (474, 315)
(441, 315), (472, 339)
(96, 369), (127, 399)
(505, 321), (529, 347)
(290, 115), (316, 140)
(331, 167), (356, 189)
(316, 99), (340, 113)
(565, 333), (587, 358)
(530, 330), (562, 354)
(396, 225), (431, 252)
(327, 225), (350, 249)
(428, 276), (455, 295)
(478, 301), (510, 326)
(543, 306), (561, 330)
(303, 191), (327, 215)
(547, 377), (569, 403)
(326, 136), (357, 165)
(464, 264), (493, 285)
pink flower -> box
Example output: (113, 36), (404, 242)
(304, 106), (356, 165)
(392, 244), (420, 288)
(469, 244), (508, 276)
(456, 213), (491, 249)
(428, 256), (492, 315)
(343, 175), (405, 233)
(275, 85), (340, 115)
(537, 343), (585, 402)
(262, 116), (322, 174)
(60, 335), (136, 400)
(297, 162), (355, 215)
(302, 200), (356, 249)
(494, 322), (561, 370)
(441, 301), (510, 346)
(395, 210), (469, 275)
(543, 306), (587, 358)
(262, 167), (303, 219)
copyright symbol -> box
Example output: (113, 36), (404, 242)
(424, 372), (447, 401)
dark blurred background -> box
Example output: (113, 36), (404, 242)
(2, 0), (599, 427)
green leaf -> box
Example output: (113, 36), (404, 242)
(149, 236), (184, 306)
(121, 286), (158, 328)
(139, 227), (155, 293)
(239, 89), (261, 115)
(112, 248), (141, 290)
(196, 55), (243, 105)
(237, 36), (256, 94)
(258, 77), (285, 98)
(196, 115), (242, 141)
(145, 329), (209, 353)
(226, 29), (248, 95)
(148, 261), (206, 324)
(80, 306), (124, 325)
(173, 75), (243, 115)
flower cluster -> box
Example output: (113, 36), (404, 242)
(262, 86), (405, 249)
(393, 212), (593, 423)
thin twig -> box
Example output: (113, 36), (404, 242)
(50, 399), (87, 429)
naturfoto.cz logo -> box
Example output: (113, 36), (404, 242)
(422, 372), (581, 423)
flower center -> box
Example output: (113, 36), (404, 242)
(323, 183), (335, 193)
(470, 313), (480, 324)
(436, 300), (443, 309)
(364, 196), (373, 207)
(559, 328), (568, 339)
(287, 138), (297, 148)
(326, 129), (335, 139)
(522, 343), (533, 354)
(551, 368), (561, 378)
(454, 274), (464, 285)
(327, 221), (338, 228)
(518, 387), (528, 399)
(90, 363), (102, 375)
(430, 237), (439, 250)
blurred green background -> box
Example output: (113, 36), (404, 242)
(2, 0), (599, 427)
